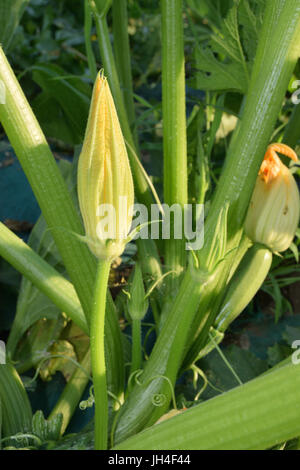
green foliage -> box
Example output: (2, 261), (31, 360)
(46, 424), (94, 450)
(0, 364), (32, 443)
(31, 64), (91, 144)
(190, 0), (265, 93)
(0, 0), (29, 51)
(14, 317), (67, 375)
(198, 345), (268, 400)
(261, 232), (300, 322)
(32, 410), (63, 443)
(8, 0), (87, 71)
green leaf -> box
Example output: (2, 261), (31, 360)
(13, 317), (67, 374)
(46, 424), (94, 450)
(7, 271), (63, 361)
(283, 325), (300, 345)
(32, 91), (79, 145)
(194, 46), (247, 93)
(289, 242), (299, 263)
(198, 345), (268, 400)
(192, 0), (265, 93)
(0, 0), (29, 51)
(267, 343), (291, 367)
(187, 0), (232, 29)
(212, 4), (246, 65)
(0, 364), (32, 439)
(265, 274), (283, 323)
(238, 0), (264, 62)
(38, 339), (77, 382)
(32, 410), (63, 443)
(31, 64), (91, 144)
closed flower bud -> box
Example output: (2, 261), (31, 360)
(127, 263), (148, 321)
(245, 143), (300, 253)
(77, 71), (134, 261)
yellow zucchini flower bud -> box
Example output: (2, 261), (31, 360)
(245, 143), (299, 253)
(77, 71), (134, 261)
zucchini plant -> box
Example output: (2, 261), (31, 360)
(0, 0), (300, 451)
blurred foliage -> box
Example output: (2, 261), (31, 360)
(0, 0), (29, 52)
(187, 0), (264, 93)
(8, 0), (87, 73)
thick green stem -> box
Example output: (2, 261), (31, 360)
(0, 222), (88, 335)
(161, 0), (188, 281)
(115, 361), (300, 450)
(90, 260), (111, 450)
(49, 349), (91, 435)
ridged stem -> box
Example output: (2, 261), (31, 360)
(161, 0), (188, 284)
(90, 260), (111, 450)
(0, 222), (88, 335)
(114, 261), (209, 443)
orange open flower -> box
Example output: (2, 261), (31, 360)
(259, 143), (298, 183)
(245, 143), (300, 253)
